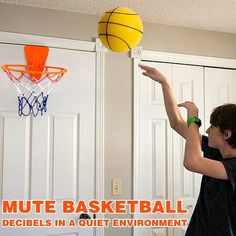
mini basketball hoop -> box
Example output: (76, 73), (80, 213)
(0, 45), (67, 117)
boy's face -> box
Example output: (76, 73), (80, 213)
(206, 124), (224, 148)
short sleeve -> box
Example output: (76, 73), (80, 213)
(222, 158), (236, 191)
(201, 135), (222, 161)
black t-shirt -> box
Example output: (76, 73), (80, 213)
(185, 135), (236, 236)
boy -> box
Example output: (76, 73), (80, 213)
(139, 64), (236, 236)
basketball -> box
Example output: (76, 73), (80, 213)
(98, 7), (143, 52)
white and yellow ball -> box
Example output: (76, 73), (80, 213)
(98, 7), (143, 52)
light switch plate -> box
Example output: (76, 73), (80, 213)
(112, 178), (122, 196)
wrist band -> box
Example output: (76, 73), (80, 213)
(187, 116), (202, 127)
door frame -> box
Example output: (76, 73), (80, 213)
(0, 31), (106, 236)
(131, 47), (236, 236)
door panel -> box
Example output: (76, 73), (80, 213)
(205, 67), (236, 129)
(1, 114), (31, 200)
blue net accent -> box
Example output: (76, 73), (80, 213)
(18, 92), (49, 117)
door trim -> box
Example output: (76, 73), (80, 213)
(131, 47), (236, 236)
(0, 31), (105, 236)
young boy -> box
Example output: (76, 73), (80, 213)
(139, 64), (236, 236)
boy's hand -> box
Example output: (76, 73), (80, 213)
(139, 64), (167, 84)
(178, 101), (199, 118)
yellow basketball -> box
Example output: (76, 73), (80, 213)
(98, 7), (144, 52)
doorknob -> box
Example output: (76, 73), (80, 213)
(79, 213), (91, 219)
(186, 204), (193, 209)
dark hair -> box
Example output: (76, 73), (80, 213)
(210, 103), (236, 148)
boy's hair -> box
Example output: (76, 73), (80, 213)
(210, 103), (236, 148)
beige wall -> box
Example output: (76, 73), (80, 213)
(1, 3), (236, 236)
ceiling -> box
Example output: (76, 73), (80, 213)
(1, 0), (236, 34)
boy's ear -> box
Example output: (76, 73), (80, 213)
(224, 129), (232, 139)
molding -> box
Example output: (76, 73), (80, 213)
(0, 114), (3, 202)
(95, 38), (106, 236)
(132, 55), (142, 201)
(142, 50), (236, 69)
(96, 38), (108, 52)
(131, 46), (143, 59)
(0, 31), (95, 51)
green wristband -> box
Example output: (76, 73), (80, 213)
(187, 116), (202, 127)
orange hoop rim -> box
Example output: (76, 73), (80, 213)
(1, 64), (67, 75)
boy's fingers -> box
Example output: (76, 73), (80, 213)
(138, 64), (145, 68)
(178, 104), (185, 108)
(178, 103), (190, 109)
(139, 64), (153, 70)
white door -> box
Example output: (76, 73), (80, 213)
(205, 67), (236, 128)
(0, 43), (96, 236)
(134, 62), (203, 236)
(134, 61), (174, 236)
